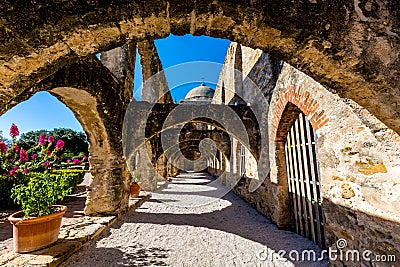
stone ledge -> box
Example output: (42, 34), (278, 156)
(0, 195), (150, 267)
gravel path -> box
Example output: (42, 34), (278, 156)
(62, 172), (327, 267)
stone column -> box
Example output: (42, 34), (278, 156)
(136, 39), (173, 190)
(137, 39), (172, 104)
(40, 52), (135, 215)
(100, 41), (136, 101)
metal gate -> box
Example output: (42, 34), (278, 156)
(284, 112), (326, 248)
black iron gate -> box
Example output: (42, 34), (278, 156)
(284, 112), (326, 248)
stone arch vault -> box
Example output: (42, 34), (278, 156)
(0, 1), (399, 216)
(0, 1), (399, 133)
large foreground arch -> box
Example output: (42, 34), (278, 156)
(0, 55), (133, 215)
(0, 0), (399, 134)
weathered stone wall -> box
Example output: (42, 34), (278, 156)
(213, 43), (280, 224)
(270, 62), (400, 265)
(217, 42), (400, 265)
(214, 42), (281, 104)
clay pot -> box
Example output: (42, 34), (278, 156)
(8, 205), (67, 253)
(130, 183), (141, 198)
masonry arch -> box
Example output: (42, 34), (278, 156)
(0, 55), (133, 215)
(49, 87), (130, 215)
(145, 122), (234, 177)
(272, 88), (328, 247)
(1, 1), (399, 220)
(1, 1), (399, 135)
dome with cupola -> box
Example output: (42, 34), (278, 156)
(180, 83), (215, 104)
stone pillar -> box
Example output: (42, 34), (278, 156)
(42, 53), (135, 215)
(137, 39), (172, 104)
(134, 144), (159, 191)
(272, 142), (291, 228)
(229, 42), (246, 105)
(136, 40), (173, 190)
(100, 41), (136, 101)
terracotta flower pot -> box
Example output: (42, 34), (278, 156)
(130, 183), (141, 198)
(8, 205), (67, 253)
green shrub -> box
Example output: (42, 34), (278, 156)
(11, 172), (74, 217)
(50, 169), (85, 189)
(1, 170), (85, 212)
(0, 173), (29, 210)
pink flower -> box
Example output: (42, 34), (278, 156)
(31, 153), (38, 159)
(19, 149), (29, 162)
(15, 144), (19, 152)
(13, 165), (19, 170)
(2, 173), (6, 176)
(0, 141), (7, 154)
(10, 124), (19, 138)
(55, 140), (65, 150)
(82, 155), (88, 161)
(46, 150), (51, 156)
(48, 136), (55, 143)
(43, 161), (50, 167)
(66, 159), (72, 163)
(9, 170), (16, 177)
(23, 169), (29, 174)
(39, 133), (47, 145)
(73, 159), (82, 165)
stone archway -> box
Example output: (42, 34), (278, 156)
(49, 87), (130, 215)
(1, 1), (399, 220)
(0, 54), (134, 215)
(44, 56), (134, 215)
(270, 85), (328, 229)
(0, 1), (399, 135)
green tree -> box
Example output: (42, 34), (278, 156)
(17, 128), (88, 158)
(50, 128), (88, 155)
(17, 130), (44, 150)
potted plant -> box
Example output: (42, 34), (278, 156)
(0, 123), (77, 253)
(130, 173), (141, 198)
(8, 171), (73, 253)
(1, 126), (69, 209)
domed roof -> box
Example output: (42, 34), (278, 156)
(184, 83), (215, 101)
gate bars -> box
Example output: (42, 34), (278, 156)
(284, 112), (326, 248)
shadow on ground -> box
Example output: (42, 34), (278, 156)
(64, 245), (169, 267)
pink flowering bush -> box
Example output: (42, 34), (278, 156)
(0, 124), (87, 210)
(0, 130), (65, 176)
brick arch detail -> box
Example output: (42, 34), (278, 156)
(270, 85), (329, 142)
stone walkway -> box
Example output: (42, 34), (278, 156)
(62, 172), (328, 267)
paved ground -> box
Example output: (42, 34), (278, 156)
(62, 172), (327, 267)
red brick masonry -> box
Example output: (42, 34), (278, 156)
(270, 85), (329, 142)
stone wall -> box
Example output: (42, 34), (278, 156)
(216, 42), (400, 266)
(270, 63), (400, 265)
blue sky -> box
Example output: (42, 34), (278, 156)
(0, 34), (230, 137)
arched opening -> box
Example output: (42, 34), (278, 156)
(0, 91), (89, 209)
(273, 101), (326, 248)
(131, 34), (230, 103)
(1, 3), (399, 265)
